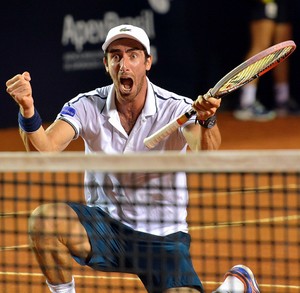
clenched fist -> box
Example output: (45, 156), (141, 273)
(6, 71), (34, 117)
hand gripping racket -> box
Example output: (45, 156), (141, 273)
(144, 40), (296, 149)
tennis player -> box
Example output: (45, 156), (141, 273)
(6, 24), (260, 293)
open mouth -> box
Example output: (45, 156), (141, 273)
(120, 77), (133, 92)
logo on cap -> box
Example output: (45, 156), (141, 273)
(120, 27), (132, 32)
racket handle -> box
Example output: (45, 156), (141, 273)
(144, 119), (181, 149)
(144, 109), (196, 149)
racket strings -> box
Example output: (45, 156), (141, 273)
(219, 46), (294, 93)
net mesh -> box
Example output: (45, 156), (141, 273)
(0, 151), (299, 293)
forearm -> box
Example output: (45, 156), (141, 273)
(19, 127), (38, 151)
(188, 94), (222, 151)
(18, 109), (51, 152)
(201, 124), (221, 150)
(19, 126), (52, 152)
(183, 123), (221, 151)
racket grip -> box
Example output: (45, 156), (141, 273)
(144, 119), (181, 149)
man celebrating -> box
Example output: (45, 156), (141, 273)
(6, 24), (259, 293)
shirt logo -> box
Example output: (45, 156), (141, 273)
(61, 106), (76, 117)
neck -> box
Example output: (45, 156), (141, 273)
(118, 105), (139, 135)
(116, 94), (147, 135)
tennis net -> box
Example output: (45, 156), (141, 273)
(0, 150), (299, 292)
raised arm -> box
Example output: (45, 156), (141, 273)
(6, 72), (75, 152)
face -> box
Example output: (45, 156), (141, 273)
(104, 38), (152, 104)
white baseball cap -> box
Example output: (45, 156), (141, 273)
(102, 24), (151, 55)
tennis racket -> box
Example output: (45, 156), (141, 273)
(144, 40), (296, 149)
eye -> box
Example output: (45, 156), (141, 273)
(130, 51), (140, 60)
(111, 54), (120, 62)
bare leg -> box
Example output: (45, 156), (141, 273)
(244, 18), (276, 88)
(28, 203), (91, 285)
(273, 22), (292, 85)
(238, 19), (276, 110)
(247, 19), (275, 55)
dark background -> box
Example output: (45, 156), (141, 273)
(1, 0), (299, 128)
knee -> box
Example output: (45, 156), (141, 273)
(28, 203), (54, 239)
(28, 203), (70, 240)
(28, 203), (78, 241)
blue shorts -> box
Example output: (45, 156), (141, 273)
(68, 202), (203, 293)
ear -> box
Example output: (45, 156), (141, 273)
(103, 57), (109, 73)
(145, 55), (153, 71)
